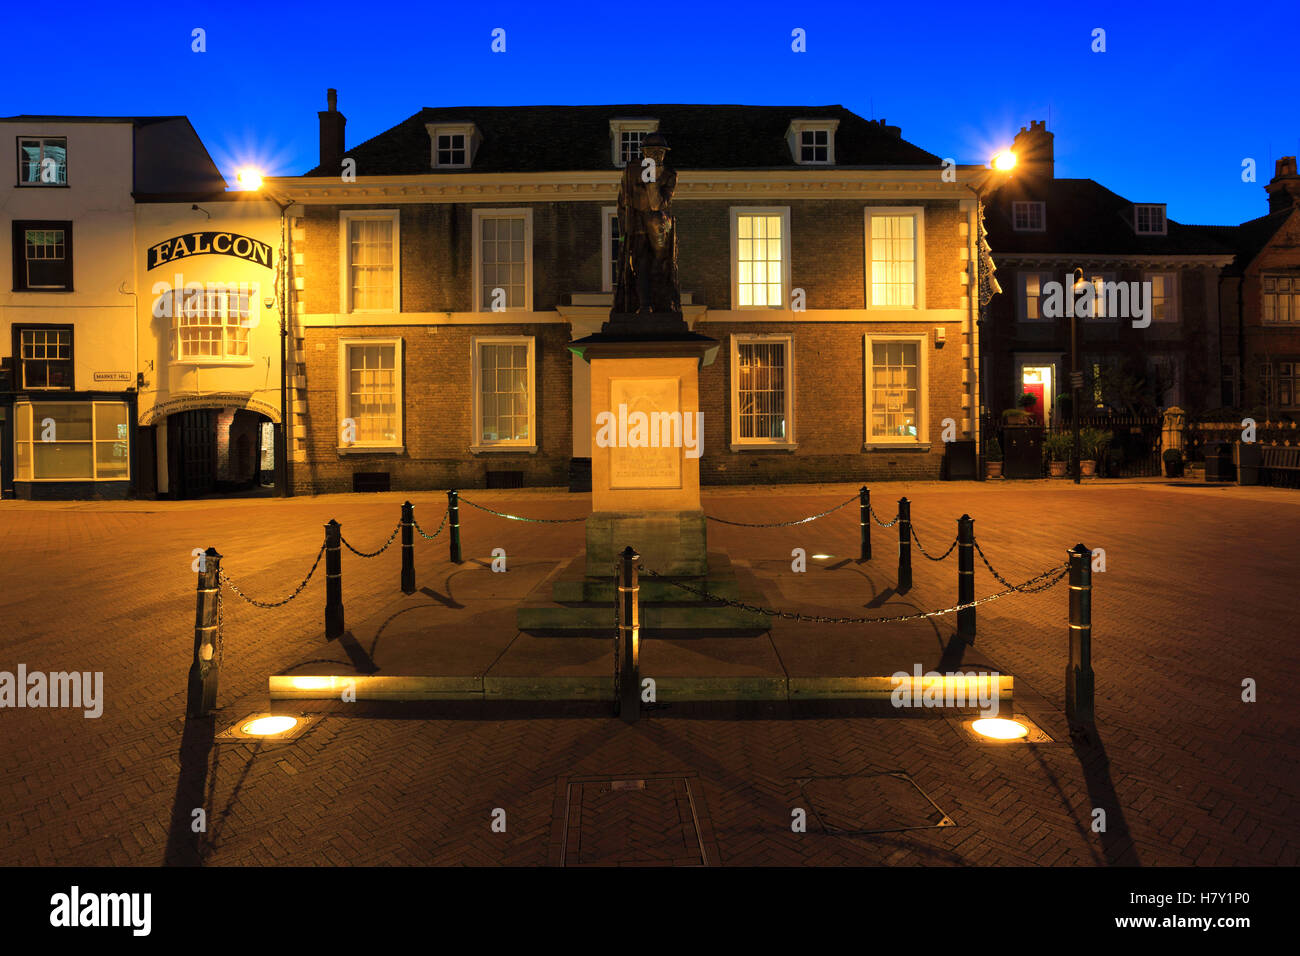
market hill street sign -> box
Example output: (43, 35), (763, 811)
(147, 231), (273, 270)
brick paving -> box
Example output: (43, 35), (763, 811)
(0, 479), (1297, 866)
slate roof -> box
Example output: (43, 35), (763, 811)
(984, 177), (1235, 258)
(1182, 208), (1296, 274)
(301, 104), (941, 176)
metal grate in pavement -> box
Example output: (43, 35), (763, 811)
(550, 772), (719, 866)
(797, 772), (954, 835)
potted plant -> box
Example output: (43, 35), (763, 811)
(1163, 447), (1184, 478)
(985, 437), (1003, 478)
(1044, 432), (1071, 477)
(1079, 428), (1112, 477)
(1002, 392), (1039, 426)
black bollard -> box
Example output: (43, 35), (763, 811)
(324, 520), (344, 639)
(897, 497), (912, 594)
(1066, 543), (1095, 726)
(619, 546), (641, 722)
(859, 486), (871, 561)
(448, 489), (462, 564)
(957, 515), (975, 642)
(186, 547), (222, 718)
(401, 500), (415, 594)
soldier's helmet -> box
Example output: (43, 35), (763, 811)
(642, 132), (670, 151)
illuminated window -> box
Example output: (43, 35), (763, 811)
(1012, 201), (1045, 232)
(13, 402), (129, 481)
(1262, 275), (1300, 324)
(1019, 272), (1053, 320)
(866, 210), (923, 308)
(731, 335), (794, 447)
(341, 211), (399, 312)
(339, 339), (402, 448)
(473, 337), (535, 448)
(731, 208), (789, 308)
(865, 335), (927, 445)
(1148, 272), (1178, 322)
(163, 286), (253, 361)
(17, 137), (67, 185)
(1134, 204), (1166, 235)
(473, 209), (532, 311)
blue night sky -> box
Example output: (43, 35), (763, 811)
(2, 0), (1293, 226)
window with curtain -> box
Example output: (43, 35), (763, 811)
(348, 217), (395, 311)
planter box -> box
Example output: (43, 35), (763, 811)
(986, 461), (1003, 479)
(1048, 461), (1068, 478)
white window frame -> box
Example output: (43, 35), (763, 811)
(729, 333), (796, 451)
(1012, 201), (1046, 232)
(17, 136), (67, 186)
(13, 401), (130, 481)
(730, 206), (791, 310)
(472, 208), (533, 313)
(787, 119), (839, 166)
(609, 119), (658, 168)
(338, 210), (400, 314)
(1079, 272), (1118, 322)
(864, 207), (926, 310)
(1017, 271), (1055, 322)
(601, 206), (620, 293)
(1145, 271), (1179, 323)
(426, 123), (477, 169)
(18, 327), (73, 389)
(165, 283), (259, 365)
(471, 336), (537, 453)
(1134, 204), (1167, 236)
(864, 333), (929, 448)
(337, 337), (404, 453)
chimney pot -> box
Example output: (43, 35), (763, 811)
(327, 88), (337, 112)
(318, 89), (346, 172)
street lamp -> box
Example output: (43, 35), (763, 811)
(1071, 268), (1085, 485)
(242, 167), (292, 498)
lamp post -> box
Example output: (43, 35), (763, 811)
(966, 150), (1016, 480)
(1071, 268), (1083, 485)
(241, 169), (293, 498)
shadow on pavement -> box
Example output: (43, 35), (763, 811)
(1070, 724), (1143, 866)
(162, 714), (215, 866)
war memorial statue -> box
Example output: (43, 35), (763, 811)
(611, 132), (683, 323)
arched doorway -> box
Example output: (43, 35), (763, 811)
(165, 407), (273, 499)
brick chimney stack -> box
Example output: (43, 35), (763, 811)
(1011, 120), (1054, 182)
(318, 88), (346, 172)
(1265, 156), (1300, 214)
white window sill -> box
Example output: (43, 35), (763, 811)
(338, 445), (404, 455)
(470, 444), (538, 454)
(729, 442), (798, 453)
(171, 359), (255, 368)
(863, 443), (931, 452)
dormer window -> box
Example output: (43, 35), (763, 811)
(609, 119), (658, 168)
(787, 119), (838, 165)
(1134, 204), (1167, 236)
(1012, 201), (1046, 232)
(426, 123), (481, 169)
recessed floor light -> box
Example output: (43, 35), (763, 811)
(215, 712), (318, 744)
(972, 717), (1028, 739)
(959, 713), (1054, 744)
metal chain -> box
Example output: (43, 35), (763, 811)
(911, 525), (958, 562)
(215, 573), (224, 671)
(413, 508), (450, 540)
(458, 496), (587, 523)
(220, 542), (326, 609)
(639, 563), (1068, 624)
(341, 521), (402, 558)
(971, 537), (1053, 593)
(869, 504), (900, 528)
(705, 494), (857, 528)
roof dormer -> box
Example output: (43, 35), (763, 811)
(609, 118), (659, 168)
(786, 118), (839, 165)
(1133, 203), (1167, 236)
(426, 122), (482, 170)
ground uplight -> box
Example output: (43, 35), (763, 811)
(971, 717), (1029, 740)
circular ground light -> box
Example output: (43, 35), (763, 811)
(240, 715), (300, 737)
(971, 717), (1029, 740)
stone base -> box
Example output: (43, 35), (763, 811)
(586, 510), (706, 577)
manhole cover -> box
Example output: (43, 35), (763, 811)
(798, 772), (954, 834)
(551, 773), (718, 866)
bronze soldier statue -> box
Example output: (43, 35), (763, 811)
(613, 132), (682, 317)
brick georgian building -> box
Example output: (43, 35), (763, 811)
(266, 93), (990, 494)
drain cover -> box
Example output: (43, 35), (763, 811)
(551, 773), (717, 866)
(798, 772), (954, 834)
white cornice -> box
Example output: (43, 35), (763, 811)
(996, 253), (1235, 268)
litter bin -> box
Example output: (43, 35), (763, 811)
(943, 439), (977, 480)
(1237, 441), (1261, 486)
(1204, 441), (1236, 482)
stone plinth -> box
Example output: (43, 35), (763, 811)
(586, 510), (706, 577)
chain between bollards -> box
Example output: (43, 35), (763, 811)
(186, 547), (221, 718)
(401, 501), (415, 594)
(618, 546), (640, 723)
(897, 497), (912, 594)
(957, 515), (975, 642)
(859, 486), (871, 561)
(448, 489), (463, 564)
(1066, 543), (1095, 727)
(324, 519), (344, 640)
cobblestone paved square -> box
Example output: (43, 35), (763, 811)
(0, 479), (1296, 867)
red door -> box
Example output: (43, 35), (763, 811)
(1022, 382), (1045, 422)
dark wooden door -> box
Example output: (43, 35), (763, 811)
(178, 410), (216, 498)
